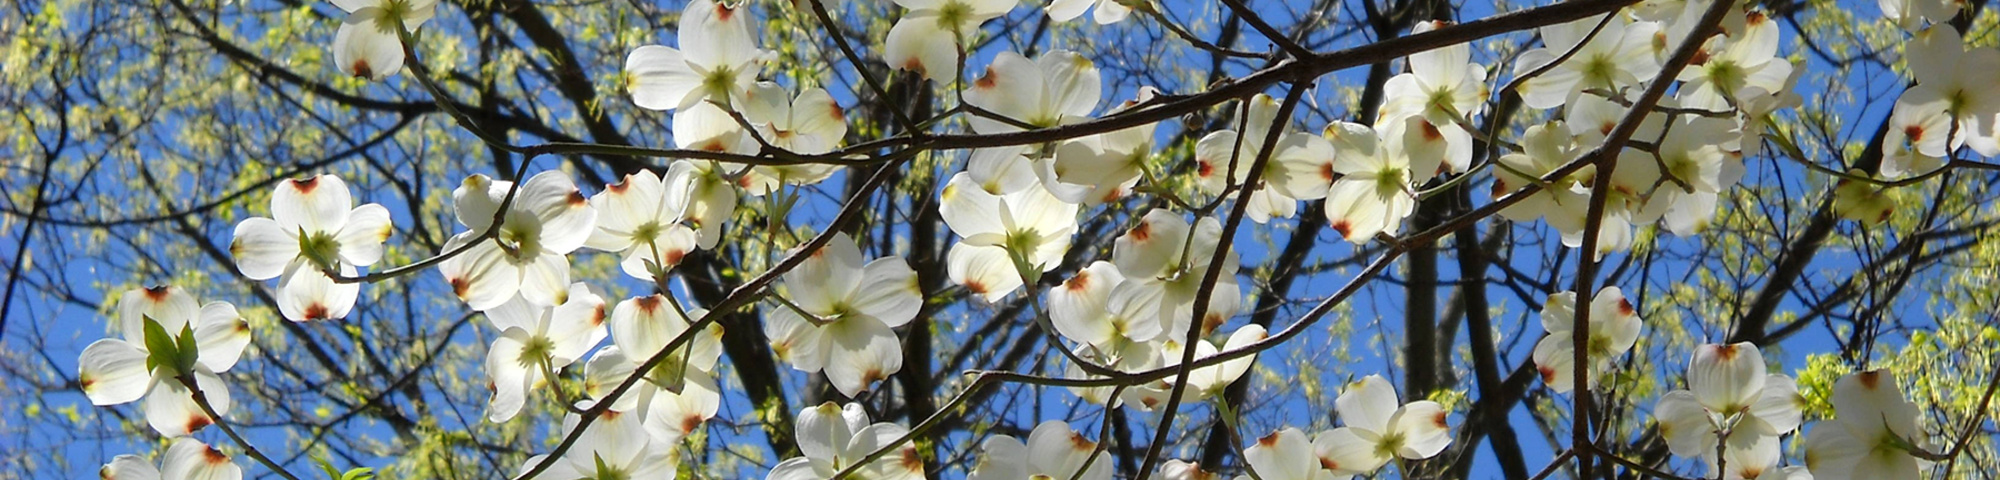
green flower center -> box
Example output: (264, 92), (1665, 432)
(297, 230), (343, 271)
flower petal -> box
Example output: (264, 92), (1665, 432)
(79, 339), (152, 406)
(229, 217), (300, 280)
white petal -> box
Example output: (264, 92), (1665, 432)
(852, 257), (922, 327)
(192, 302), (251, 372)
(766, 458), (836, 480)
(1036, 50), (1102, 119)
(334, 203), (394, 267)
(625, 46), (704, 111)
(117, 287), (201, 345)
(229, 217), (300, 280)
(516, 252), (572, 308)
(884, 19), (960, 81)
(439, 235), (522, 311)
(332, 14), (404, 81)
(1390, 401), (1452, 459)
(677, 0), (758, 72)
(1335, 375), (1399, 433)
(1243, 428), (1314, 480)
(484, 334), (535, 423)
(542, 284), (608, 366)
(79, 339), (152, 406)
(947, 244), (1022, 304)
(1049, 261), (1123, 346)
(795, 402), (855, 461)
(515, 171), (596, 255)
(160, 438), (244, 480)
(766, 307), (830, 374)
(822, 319), (903, 397)
(99, 455), (161, 480)
(277, 264), (359, 322)
(1689, 342), (1766, 413)
(1312, 427), (1389, 475)
(144, 369), (229, 437)
(1654, 390), (1717, 457)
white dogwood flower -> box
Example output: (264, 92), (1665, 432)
(230, 174), (392, 321)
(483, 283), (606, 423)
(767, 402), (925, 480)
(1240, 427), (1346, 480)
(1194, 95), (1336, 223)
(1654, 343), (1803, 469)
(518, 407), (675, 480)
(1319, 117), (1447, 243)
(884, 0), (1018, 80)
(77, 287), (250, 437)
(586, 166), (701, 281)
(625, 0), (764, 111)
(99, 438), (244, 480)
(1313, 375), (1453, 475)
(1379, 20), (1488, 172)
(1533, 286), (1642, 393)
(1803, 371), (1929, 480)
(329, 0), (437, 80)
(765, 233), (921, 396)
(939, 170), (1078, 301)
(438, 171), (597, 310)
(968, 420), (1112, 480)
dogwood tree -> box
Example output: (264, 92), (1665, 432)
(5, 0), (2000, 478)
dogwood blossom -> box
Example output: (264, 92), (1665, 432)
(99, 438), (243, 480)
(967, 420), (1112, 480)
(1045, 0), (1131, 24)
(519, 407), (675, 480)
(1240, 427), (1346, 480)
(767, 402), (925, 480)
(77, 287), (250, 437)
(1514, 14), (1662, 110)
(964, 50), (1100, 133)
(1318, 117), (1447, 243)
(1380, 20), (1488, 172)
(329, 0), (438, 80)
(736, 83), (848, 193)
(1160, 460), (1223, 480)
(1533, 286), (1642, 393)
(1880, 0), (1957, 30)
(1194, 95), (1335, 223)
(1894, 25), (2000, 156)
(1654, 343), (1803, 471)
(1313, 375), (1452, 475)
(586, 166), (701, 281)
(1135, 325), (1265, 406)
(625, 0), (764, 111)
(1803, 371), (1928, 480)
(1051, 91), (1159, 204)
(581, 295), (725, 434)
(1109, 210), (1240, 342)
(939, 169), (1078, 301)
(438, 171), (597, 310)
(482, 283), (607, 423)
(230, 174), (392, 321)
(765, 233), (921, 396)
(1493, 121), (1591, 235)
(884, 0), (1018, 80)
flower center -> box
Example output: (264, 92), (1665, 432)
(297, 230), (344, 270)
(517, 336), (555, 369)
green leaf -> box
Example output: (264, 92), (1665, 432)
(141, 315), (181, 375)
(340, 467), (376, 480)
(175, 321), (200, 374)
(313, 457), (343, 480)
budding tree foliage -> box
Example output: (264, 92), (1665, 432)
(7, 0), (2000, 478)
